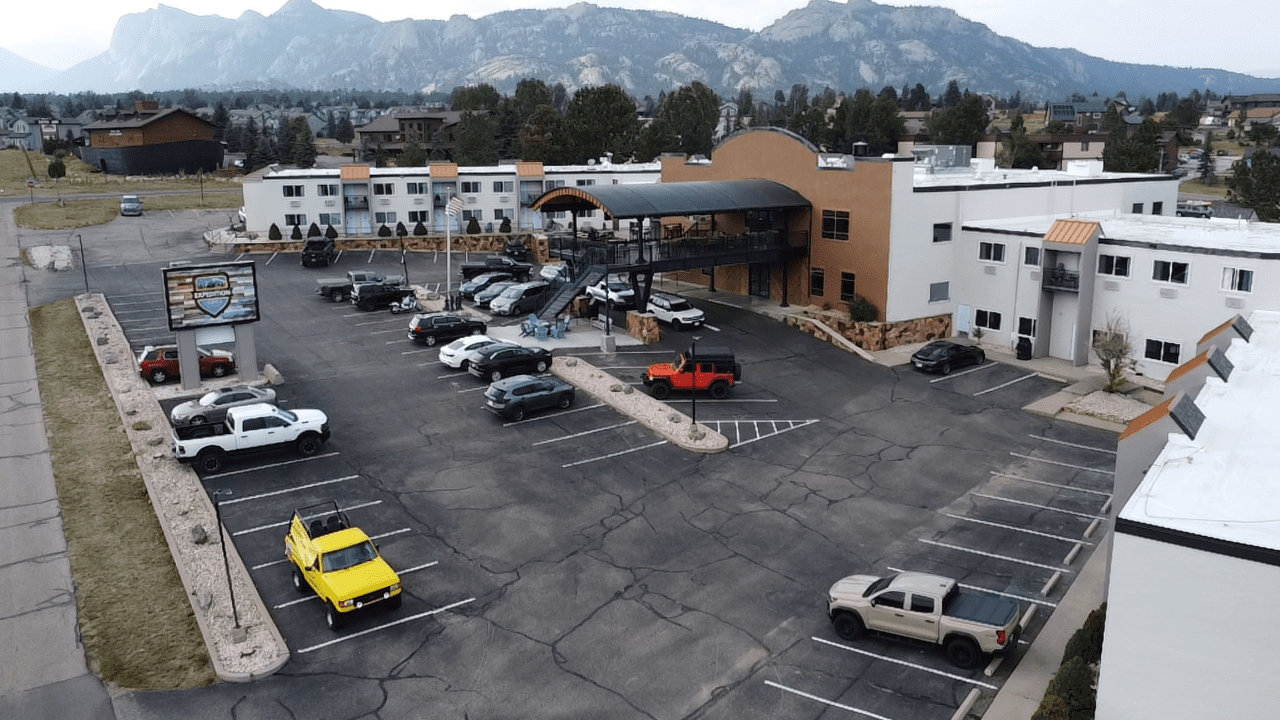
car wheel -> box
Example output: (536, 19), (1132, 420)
(211, 363), (230, 378)
(292, 568), (307, 594)
(325, 603), (345, 631)
(651, 381), (671, 400)
(296, 433), (321, 457)
(471, 327), (483, 335)
(833, 612), (864, 641)
(534, 360), (548, 373)
(359, 300), (374, 311)
(196, 449), (225, 474)
(945, 636), (981, 669)
(557, 393), (573, 409)
(386, 594), (402, 611)
(191, 415), (207, 425)
(490, 370), (504, 383)
(425, 335), (437, 347)
(509, 406), (526, 422)
(330, 289), (344, 303)
(976, 350), (986, 365)
(941, 362), (952, 375)
(150, 368), (168, 384)
(709, 381), (729, 399)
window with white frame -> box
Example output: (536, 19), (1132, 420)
(374, 212), (397, 224)
(822, 210), (850, 241)
(284, 214), (306, 226)
(318, 212), (341, 226)
(406, 182), (428, 194)
(317, 183), (339, 196)
(576, 179), (595, 187)
(373, 182), (394, 196)
(462, 209), (483, 222)
(1144, 338), (1181, 364)
(460, 181), (481, 194)
(1098, 254), (1130, 277)
(1222, 267), (1254, 292)
(928, 281), (949, 302)
(1018, 317), (1037, 337)
(1025, 246), (1041, 266)
(493, 208), (513, 220)
(283, 185), (304, 197)
(1153, 259), (1189, 284)
(545, 180), (565, 190)
(979, 242), (1006, 263)
(932, 222), (952, 243)
(493, 181), (514, 193)
(408, 211), (428, 223)
(974, 308), (1002, 331)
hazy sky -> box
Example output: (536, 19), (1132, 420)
(10, 0), (1280, 77)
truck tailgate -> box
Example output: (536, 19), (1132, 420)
(945, 591), (1018, 627)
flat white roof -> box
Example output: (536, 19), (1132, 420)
(911, 166), (1161, 189)
(1120, 310), (1280, 551)
(967, 211), (1280, 256)
(264, 161), (660, 180)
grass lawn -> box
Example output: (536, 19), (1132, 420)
(1178, 179), (1230, 197)
(30, 299), (214, 690)
(15, 191), (244, 231)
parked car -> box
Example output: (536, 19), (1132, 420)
(1176, 201), (1212, 218)
(484, 375), (576, 421)
(646, 292), (705, 329)
(909, 340), (985, 374)
(171, 403), (329, 473)
(439, 335), (507, 370)
(504, 239), (530, 262)
(350, 281), (414, 311)
(459, 272), (512, 299)
(1170, 168), (1187, 179)
(586, 277), (635, 308)
(490, 281), (550, 316)
(285, 501), (402, 630)
(300, 238), (339, 267)
(459, 255), (533, 281)
(138, 345), (235, 384)
(473, 280), (519, 309)
(406, 313), (487, 346)
(119, 195), (143, 216)
(170, 384), (277, 426)
(468, 344), (554, 382)
(642, 346), (741, 399)
(540, 264), (571, 283)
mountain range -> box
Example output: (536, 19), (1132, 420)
(4, 0), (1278, 101)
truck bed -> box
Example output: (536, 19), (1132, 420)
(943, 590), (1019, 627)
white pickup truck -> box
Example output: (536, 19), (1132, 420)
(171, 403), (330, 473)
(827, 571), (1020, 668)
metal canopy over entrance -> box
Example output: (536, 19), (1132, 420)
(531, 179), (810, 219)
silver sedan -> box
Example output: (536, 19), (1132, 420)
(170, 385), (277, 426)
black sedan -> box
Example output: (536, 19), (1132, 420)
(459, 272), (513, 299)
(468, 345), (553, 383)
(910, 340), (985, 374)
(484, 375), (575, 421)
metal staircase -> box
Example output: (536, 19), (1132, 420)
(538, 264), (606, 323)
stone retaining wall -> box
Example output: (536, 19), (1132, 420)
(786, 308), (952, 352)
(204, 232), (549, 263)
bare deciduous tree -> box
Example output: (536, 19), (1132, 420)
(1093, 313), (1135, 393)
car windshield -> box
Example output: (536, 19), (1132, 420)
(668, 300), (693, 311)
(917, 343), (949, 359)
(863, 574), (898, 597)
(499, 286), (524, 298)
(198, 392), (220, 407)
(278, 408), (298, 423)
(322, 541), (378, 572)
(607, 282), (629, 292)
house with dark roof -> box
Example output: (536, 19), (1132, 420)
(354, 110), (463, 162)
(80, 101), (222, 175)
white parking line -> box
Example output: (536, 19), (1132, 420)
(973, 372), (1038, 396)
(886, 566), (1057, 608)
(763, 680), (898, 720)
(456, 385), (488, 394)
(296, 597), (475, 654)
(371, 327), (406, 335)
(918, 538), (1073, 573)
(533, 420), (636, 445)
(502, 403), (607, 427)
(385, 338), (412, 345)
(1030, 435), (1117, 455)
(273, 560), (439, 608)
(942, 513), (1093, 545)
(1008, 453), (1115, 474)
(990, 472), (1112, 497)
(811, 636), (999, 689)
(251, 528), (413, 570)
(232, 500), (382, 536)
(562, 440), (668, 468)
(204, 452), (340, 478)
(664, 398), (778, 403)
(929, 362), (999, 383)
(702, 323), (720, 331)
(971, 493), (1106, 520)
(354, 317), (403, 327)
(220, 476), (359, 505)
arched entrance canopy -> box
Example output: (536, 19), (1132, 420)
(531, 179), (810, 218)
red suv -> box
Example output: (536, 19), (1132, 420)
(137, 345), (235, 384)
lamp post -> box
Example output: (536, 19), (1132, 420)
(76, 234), (88, 295)
(397, 224), (410, 286)
(210, 489), (241, 630)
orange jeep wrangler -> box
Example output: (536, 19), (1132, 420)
(642, 346), (741, 400)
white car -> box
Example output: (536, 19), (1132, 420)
(439, 335), (505, 370)
(586, 278), (634, 308)
(646, 292), (705, 329)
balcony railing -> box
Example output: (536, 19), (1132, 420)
(343, 195), (369, 210)
(548, 229), (807, 268)
(1043, 267), (1081, 292)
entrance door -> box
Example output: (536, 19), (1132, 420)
(748, 263), (770, 298)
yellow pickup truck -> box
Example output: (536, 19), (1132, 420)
(284, 501), (402, 630)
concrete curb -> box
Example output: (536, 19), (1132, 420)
(74, 294), (290, 683)
(551, 356), (729, 453)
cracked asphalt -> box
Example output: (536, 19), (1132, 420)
(14, 210), (1114, 720)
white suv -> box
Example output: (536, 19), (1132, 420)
(646, 292), (705, 329)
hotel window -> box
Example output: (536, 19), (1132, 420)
(1222, 267), (1253, 292)
(1153, 260), (1189, 284)
(974, 309), (1002, 331)
(493, 181), (514, 193)
(317, 184), (339, 196)
(932, 222), (952, 243)
(283, 185), (304, 197)
(374, 212), (396, 224)
(1152, 201), (1163, 215)
(545, 180), (565, 190)
(979, 241), (1005, 263)
(462, 210), (483, 222)
(408, 211), (428, 223)
(576, 179), (595, 187)
(810, 268), (825, 296)
(822, 210), (850, 241)
(1144, 339), (1181, 364)
(1018, 317), (1037, 337)
(1132, 203), (1143, 214)
(460, 181), (481, 193)
(928, 281), (949, 302)
(284, 214), (306, 226)
(839, 272), (857, 303)
(406, 182), (428, 194)
(493, 208), (513, 220)
(1025, 247), (1041, 266)
(318, 212), (340, 226)
(1098, 254), (1130, 277)
(373, 183), (394, 195)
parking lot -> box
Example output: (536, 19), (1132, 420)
(20, 216), (1117, 720)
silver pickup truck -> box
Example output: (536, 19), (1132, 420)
(827, 571), (1020, 668)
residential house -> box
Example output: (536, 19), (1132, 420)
(355, 110), (464, 162)
(1044, 98), (1111, 131)
(80, 101), (222, 175)
(1022, 133), (1106, 169)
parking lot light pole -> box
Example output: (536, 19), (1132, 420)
(210, 489), (241, 632)
(76, 234), (88, 295)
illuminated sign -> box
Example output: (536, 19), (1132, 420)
(163, 261), (260, 331)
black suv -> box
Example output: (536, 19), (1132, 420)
(468, 345), (553, 383)
(407, 314), (487, 346)
(301, 238), (338, 267)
